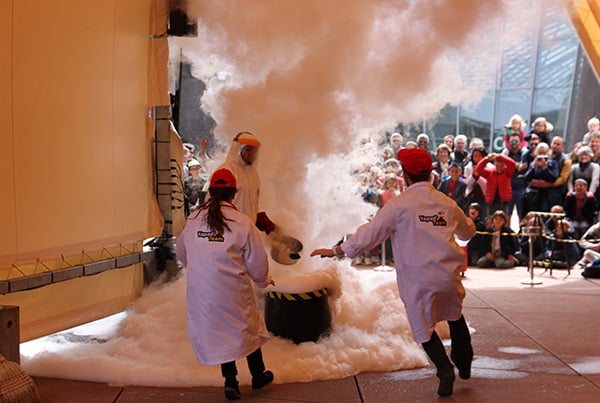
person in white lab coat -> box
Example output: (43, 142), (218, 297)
(176, 168), (274, 400)
(311, 148), (475, 397)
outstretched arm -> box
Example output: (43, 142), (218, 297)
(311, 245), (344, 259)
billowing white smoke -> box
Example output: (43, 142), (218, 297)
(169, 0), (549, 246)
(21, 0), (566, 388)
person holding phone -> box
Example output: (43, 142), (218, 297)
(524, 142), (560, 213)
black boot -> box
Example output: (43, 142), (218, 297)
(422, 331), (455, 397)
(252, 370), (274, 390)
(224, 378), (241, 400)
(221, 361), (241, 400)
(436, 369), (455, 397)
(449, 316), (473, 380)
(247, 348), (274, 390)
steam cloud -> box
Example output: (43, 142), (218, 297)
(21, 0), (569, 388)
(170, 0), (547, 244)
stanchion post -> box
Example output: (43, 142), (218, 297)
(521, 213), (543, 285)
(0, 305), (20, 363)
(374, 239), (394, 272)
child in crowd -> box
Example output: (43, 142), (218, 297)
(466, 203), (487, 266)
(503, 114), (527, 149)
(379, 173), (402, 206)
(582, 116), (600, 145)
(438, 163), (468, 211)
(514, 214), (546, 266)
(543, 205), (566, 235)
(477, 210), (520, 268)
(538, 218), (580, 269)
(527, 117), (554, 144)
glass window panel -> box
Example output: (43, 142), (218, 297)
(492, 90), (530, 152)
(540, 7), (575, 41)
(531, 87), (570, 139)
(535, 8), (578, 88)
(430, 104), (457, 147)
(460, 91), (493, 150)
(535, 39), (578, 88)
(500, 33), (534, 88)
(494, 90), (531, 131)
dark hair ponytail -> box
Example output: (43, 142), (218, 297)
(193, 187), (236, 235)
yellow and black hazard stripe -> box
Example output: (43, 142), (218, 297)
(266, 288), (328, 301)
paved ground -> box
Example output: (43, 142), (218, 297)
(31, 265), (600, 402)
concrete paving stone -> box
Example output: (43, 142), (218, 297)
(33, 377), (122, 403)
(251, 377), (362, 403)
(462, 286), (491, 308)
(117, 377), (360, 403)
(117, 385), (224, 403)
(357, 370), (600, 403)
(462, 307), (573, 376)
(468, 288), (600, 358)
(585, 373), (600, 388)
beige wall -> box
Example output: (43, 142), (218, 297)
(0, 0), (168, 340)
(0, 0), (163, 270)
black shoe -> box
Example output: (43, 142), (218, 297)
(437, 370), (455, 397)
(224, 379), (241, 400)
(451, 349), (472, 379)
(457, 365), (471, 380)
(251, 370), (274, 390)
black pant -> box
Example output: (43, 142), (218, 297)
(220, 348), (265, 379)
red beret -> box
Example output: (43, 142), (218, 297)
(210, 168), (237, 188)
(397, 148), (433, 175)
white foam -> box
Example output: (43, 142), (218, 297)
(498, 346), (542, 355)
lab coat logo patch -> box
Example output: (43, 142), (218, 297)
(197, 230), (224, 242)
(418, 210), (447, 226)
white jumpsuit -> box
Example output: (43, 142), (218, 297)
(176, 202), (270, 365)
(219, 141), (261, 223)
(341, 181), (475, 343)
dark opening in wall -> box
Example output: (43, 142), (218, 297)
(169, 8), (197, 37)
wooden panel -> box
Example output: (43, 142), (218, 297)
(0, 0), (17, 266)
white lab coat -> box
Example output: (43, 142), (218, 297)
(341, 181), (475, 343)
(219, 141), (261, 223)
(176, 202), (270, 365)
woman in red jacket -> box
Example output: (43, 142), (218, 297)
(475, 153), (516, 216)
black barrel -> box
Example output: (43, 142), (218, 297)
(264, 288), (331, 344)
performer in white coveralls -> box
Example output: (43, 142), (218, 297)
(176, 168), (275, 401)
(311, 148), (475, 397)
(218, 131), (302, 264)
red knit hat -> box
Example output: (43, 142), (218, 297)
(210, 168), (237, 188)
(397, 148), (433, 175)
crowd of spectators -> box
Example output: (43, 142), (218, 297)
(181, 140), (210, 216)
(346, 116), (600, 272)
(180, 117), (600, 273)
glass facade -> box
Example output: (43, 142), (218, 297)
(429, 4), (585, 153)
(460, 91), (494, 149)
